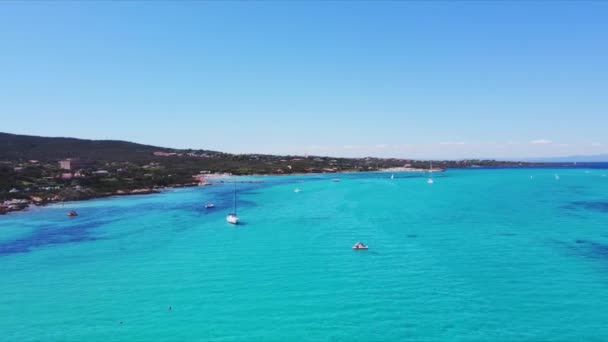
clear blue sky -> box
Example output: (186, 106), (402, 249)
(1, 1), (607, 159)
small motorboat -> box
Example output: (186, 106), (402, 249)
(294, 188), (302, 193)
(67, 210), (78, 217)
(205, 203), (215, 209)
(332, 178), (340, 182)
(427, 178), (434, 184)
(352, 242), (368, 250)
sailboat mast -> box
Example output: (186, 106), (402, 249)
(233, 181), (237, 215)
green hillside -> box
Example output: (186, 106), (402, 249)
(0, 132), (178, 162)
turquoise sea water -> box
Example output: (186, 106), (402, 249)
(2, 168), (608, 341)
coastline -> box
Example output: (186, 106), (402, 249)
(1, 169), (427, 215)
(0, 168), (445, 215)
(378, 167), (443, 172)
(246, 168), (443, 178)
(0, 183), (200, 216)
(4, 164), (603, 216)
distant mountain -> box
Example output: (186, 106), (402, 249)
(528, 154), (608, 163)
(0, 132), (178, 162)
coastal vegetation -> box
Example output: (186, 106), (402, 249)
(1, 132), (551, 214)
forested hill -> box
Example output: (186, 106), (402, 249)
(0, 132), (180, 162)
(0, 131), (542, 174)
(0, 132), (412, 175)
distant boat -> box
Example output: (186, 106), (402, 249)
(67, 210), (78, 217)
(427, 161), (434, 184)
(555, 174), (560, 180)
(205, 203), (215, 209)
(352, 242), (368, 250)
(390, 174), (394, 180)
(332, 178), (340, 182)
(294, 188), (302, 193)
(226, 182), (239, 224)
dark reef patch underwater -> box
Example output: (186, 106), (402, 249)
(563, 201), (608, 213)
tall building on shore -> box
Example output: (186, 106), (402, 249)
(58, 158), (95, 171)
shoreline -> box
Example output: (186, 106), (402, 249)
(378, 167), (443, 173)
(0, 183), (201, 216)
(2, 164), (603, 216)
(245, 168), (442, 178)
(1, 169), (415, 215)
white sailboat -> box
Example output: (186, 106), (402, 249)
(226, 182), (239, 224)
(390, 174), (394, 180)
(427, 161), (434, 184)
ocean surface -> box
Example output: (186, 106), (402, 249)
(2, 167), (608, 341)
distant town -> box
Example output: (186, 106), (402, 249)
(0, 132), (556, 214)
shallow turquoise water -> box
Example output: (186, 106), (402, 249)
(2, 168), (608, 341)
